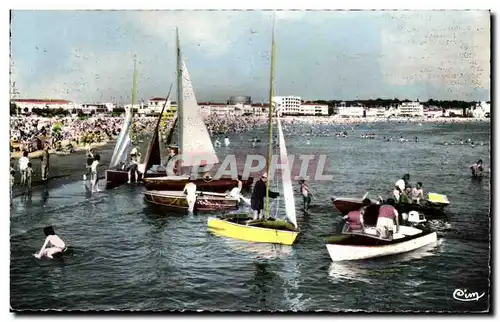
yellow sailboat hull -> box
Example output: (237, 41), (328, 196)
(207, 217), (299, 246)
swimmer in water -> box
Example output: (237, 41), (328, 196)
(34, 226), (66, 259)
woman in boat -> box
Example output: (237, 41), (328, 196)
(250, 173), (279, 220)
(33, 226), (66, 259)
(376, 198), (400, 239)
(411, 182), (424, 204)
(343, 209), (364, 231)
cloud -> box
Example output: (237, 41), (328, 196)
(125, 11), (259, 58)
(378, 11), (490, 100)
(15, 47), (139, 103)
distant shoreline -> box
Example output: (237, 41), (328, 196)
(281, 116), (491, 125)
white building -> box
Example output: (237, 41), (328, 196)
(301, 103), (329, 116)
(397, 102), (424, 117)
(148, 98), (169, 113)
(365, 108), (386, 118)
(198, 103), (244, 116)
(471, 101), (490, 118)
(334, 105), (364, 118)
(12, 99), (75, 113)
(273, 96), (301, 115)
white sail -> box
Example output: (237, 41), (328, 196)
(277, 115), (298, 228)
(109, 106), (133, 168)
(179, 59), (219, 168)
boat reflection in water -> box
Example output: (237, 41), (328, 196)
(327, 240), (441, 284)
(220, 238), (294, 260)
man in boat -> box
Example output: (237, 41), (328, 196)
(33, 226), (67, 259)
(250, 173), (279, 220)
(183, 182), (197, 213)
(393, 173), (410, 201)
(377, 198), (400, 239)
(165, 146), (179, 175)
(470, 159), (484, 177)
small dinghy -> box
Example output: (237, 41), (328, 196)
(326, 211), (437, 262)
(144, 190), (239, 212)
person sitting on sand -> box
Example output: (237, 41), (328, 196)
(34, 226), (66, 259)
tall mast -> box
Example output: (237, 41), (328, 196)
(265, 13), (276, 219)
(129, 56), (138, 140)
(176, 27), (183, 154)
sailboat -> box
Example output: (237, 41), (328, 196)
(143, 28), (243, 211)
(105, 59), (173, 189)
(142, 28), (253, 193)
(206, 17), (300, 245)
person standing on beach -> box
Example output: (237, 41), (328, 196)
(41, 145), (50, 181)
(18, 151), (29, 187)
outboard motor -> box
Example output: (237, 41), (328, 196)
(407, 210), (426, 224)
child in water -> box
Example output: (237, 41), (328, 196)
(34, 226), (66, 259)
(298, 179), (312, 211)
(26, 162), (33, 188)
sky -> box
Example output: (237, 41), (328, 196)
(10, 10), (491, 104)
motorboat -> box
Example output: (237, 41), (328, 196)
(331, 192), (450, 218)
(326, 210), (437, 262)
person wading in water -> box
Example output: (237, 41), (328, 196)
(84, 147), (94, 180)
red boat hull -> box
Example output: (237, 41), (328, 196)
(143, 190), (239, 212)
(331, 197), (369, 214)
(143, 176), (253, 193)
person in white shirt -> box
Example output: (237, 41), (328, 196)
(91, 154), (101, 192)
(224, 136), (230, 147)
(34, 226), (66, 259)
(128, 152), (140, 184)
(183, 182), (197, 213)
(18, 151), (30, 187)
(393, 174), (410, 202)
(228, 175), (250, 205)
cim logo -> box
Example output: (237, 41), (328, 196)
(452, 289), (485, 302)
